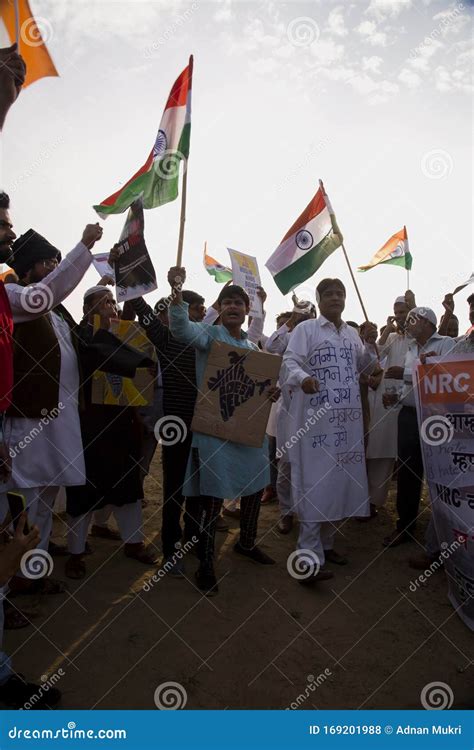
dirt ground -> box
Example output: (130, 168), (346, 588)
(6, 448), (473, 710)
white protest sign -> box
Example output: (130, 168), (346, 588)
(92, 253), (115, 281)
(227, 248), (263, 319)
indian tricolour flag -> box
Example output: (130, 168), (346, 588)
(358, 226), (412, 272)
(204, 243), (232, 283)
(93, 56), (193, 218)
(265, 180), (343, 295)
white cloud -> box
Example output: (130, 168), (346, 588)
(409, 38), (444, 72)
(432, 4), (470, 36)
(366, 0), (412, 19)
(362, 55), (383, 73)
(398, 67), (422, 88)
(434, 64), (473, 94)
(214, 0), (234, 23)
(356, 20), (388, 47)
(309, 38), (345, 64)
(326, 6), (348, 37)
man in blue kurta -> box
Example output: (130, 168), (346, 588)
(168, 266), (276, 596)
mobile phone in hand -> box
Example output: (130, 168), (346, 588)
(6, 491), (30, 534)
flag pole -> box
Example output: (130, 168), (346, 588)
(176, 54), (193, 267)
(14, 0), (20, 45)
(341, 242), (369, 322)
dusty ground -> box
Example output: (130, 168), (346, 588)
(6, 448), (473, 710)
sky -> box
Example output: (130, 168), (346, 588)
(1, 0), (473, 332)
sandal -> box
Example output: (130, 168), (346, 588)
(30, 577), (69, 595)
(65, 556), (86, 580)
(124, 543), (157, 565)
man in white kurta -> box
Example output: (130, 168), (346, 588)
(366, 296), (411, 510)
(283, 278), (376, 582)
(2, 225), (103, 573)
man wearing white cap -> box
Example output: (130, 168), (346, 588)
(383, 306), (456, 548)
(364, 293), (412, 516)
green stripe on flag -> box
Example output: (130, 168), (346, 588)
(273, 231), (342, 295)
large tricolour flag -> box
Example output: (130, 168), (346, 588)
(358, 226), (412, 272)
(93, 57), (193, 218)
(265, 180), (343, 295)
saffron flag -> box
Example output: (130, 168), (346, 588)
(0, 0), (58, 87)
(358, 226), (412, 272)
(265, 180), (343, 295)
(94, 57), (193, 218)
(204, 243), (232, 283)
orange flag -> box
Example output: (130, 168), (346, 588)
(1, 0), (58, 87)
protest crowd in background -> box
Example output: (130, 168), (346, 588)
(0, 33), (472, 712)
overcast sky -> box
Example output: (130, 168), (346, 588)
(1, 0), (472, 331)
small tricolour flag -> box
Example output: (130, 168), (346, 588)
(265, 180), (343, 295)
(203, 243), (232, 283)
(93, 56), (193, 218)
(358, 226), (412, 272)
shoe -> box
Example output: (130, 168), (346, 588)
(0, 674), (61, 709)
(356, 503), (378, 522)
(277, 515), (293, 534)
(223, 507), (241, 520)
(65, 555), (86, 580)
(90, 525), (121, 541)
(408, 553), (441, 571)
(260, 486), (277, 505)
(298, 567), (334, 586)
(215, 516), (229, 532)
(233, 542), (275, 565)
(124, 543), (158, 565)
(325, 549), (348, 565)
(195, 565), (219, 596)
(48, 541), (68, 557)
(162, 556), (186, 578)
(382, 529), (411, 548)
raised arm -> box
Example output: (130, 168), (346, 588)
(7, 224), (102, 323)
(167, 266), (212, 350)
(265, 323), (290, 355)
(130, 296), (169, 352)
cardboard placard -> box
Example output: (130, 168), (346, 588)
(91, 318), (157, 407)
(191, 341), (282, 447)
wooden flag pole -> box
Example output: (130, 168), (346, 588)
(14, 0), (20, 45)
(176, 163), (188, 266)
(176, 54), (193, 267)
(341, 242), (370, 322)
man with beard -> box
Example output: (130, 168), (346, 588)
(65, 286), (157, 579)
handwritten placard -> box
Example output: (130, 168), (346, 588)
(227, 248), (263, 319)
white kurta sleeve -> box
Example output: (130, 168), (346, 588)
(282, 323), (312, 387)
(247, 313), (267, 347)
(265, 324), (290, 355)
(7, 241), (92, 323)
(203, 307), (219, 325)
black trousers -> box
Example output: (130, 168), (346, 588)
(191, 492), (263, 567)
(161, 434), (197, 558)
(396, 406), (424, 533)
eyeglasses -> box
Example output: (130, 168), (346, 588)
(41, 258), (59, 269)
